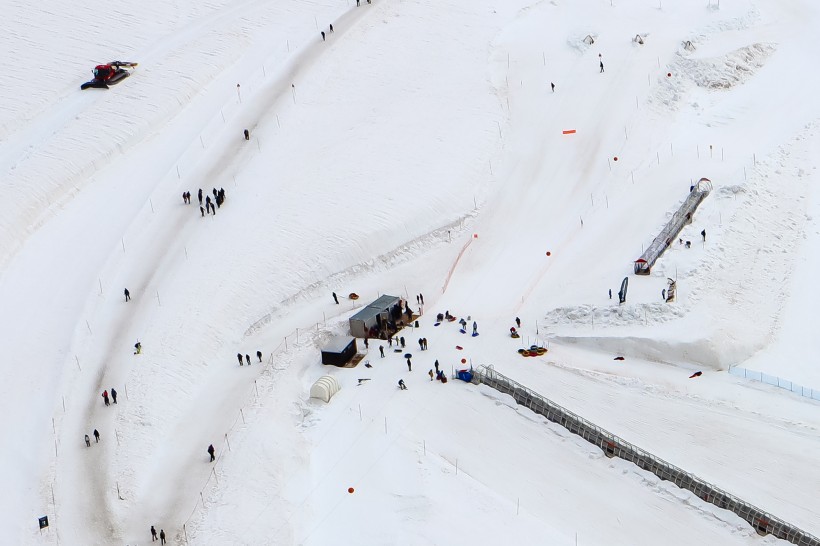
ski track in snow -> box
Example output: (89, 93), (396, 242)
(5, 0), (820, 544)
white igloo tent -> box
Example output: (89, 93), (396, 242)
(310, 375), (341, 403)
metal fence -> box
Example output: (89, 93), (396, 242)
(472, 365), (820, 546)
(634, 178), (711, 274)
(729, 366), (820, 402)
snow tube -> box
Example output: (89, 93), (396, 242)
(517, 348), (525, 354)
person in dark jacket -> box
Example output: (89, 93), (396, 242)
(398, 379), (407, 390)
(245, 354), (251, 366)
(257, 350), (263, 362)
(93, 429), (100, 442)
(85, 434), (91, 447)
(151, 525), (158, 541)
(124, 288), (130, 302)
(208, 444), (215, 462)
(111, 388), (118, 404)
(102, 390), (110, 406)
(160, 529), (166, 544)
(237, 353), (243, 366)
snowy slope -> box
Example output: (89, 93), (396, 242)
(2, 0), (820, 544)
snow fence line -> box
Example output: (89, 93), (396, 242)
(471, 365), (820, 546)
(728, 366), (820, 402)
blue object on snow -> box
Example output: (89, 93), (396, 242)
(471, 332), (479, 337)
(457, 370), (473, 382)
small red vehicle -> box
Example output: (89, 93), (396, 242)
(81, 61), (138, 90)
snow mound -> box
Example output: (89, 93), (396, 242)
(544, 303), (685, 329)
(680, 42), (777, 90)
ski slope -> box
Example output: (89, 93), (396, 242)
(2, 0), (820, 544)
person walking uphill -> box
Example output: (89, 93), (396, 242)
(124, 288), (130, 302)
(407, 357), (412, 372)
(600, 60), (605, 73)
(102, 390), (110, 406)
(332, 292), (339, 304)
(151, 525), (158, 541)
(257, 350), (263, 362)
(208, 444), (215, 462)
(85, 434), (91, 447)
(160, 529), (166, 545)
(237, 353), (244, 366)
(93, 429), (100, 442)
(111, 388), (118, 404)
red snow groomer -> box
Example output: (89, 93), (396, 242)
(81, 61), (138, 90)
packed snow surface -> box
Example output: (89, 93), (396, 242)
(2, 0), (820, 544)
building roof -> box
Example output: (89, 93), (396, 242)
(322, 336), (355, 353)
(349, 294), (401, 323)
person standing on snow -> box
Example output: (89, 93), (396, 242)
(379, 346), (385, 358)
(111, 388), (118, 404)
(198, 189), (203, 205)
(398, 379), (407, 390)
(208, 444), (215, 462)
(237, 353), (243, 366)
(515, 317), (521, 328)
(93, 429), (100, 443)
(102, 390), (110, 406)
(428, 369), (434, 381)
(124, 288), (130, 302)
(245, 354), (251, 366)
(85, 434), (91, 447)
(472, 321), (478, 335)
(332, 292), (339, 304)
(701, 229), (706, 242)
(257, 350), (263, 362)
(551, 82), (555, 92)
(600, 60), (604, 73)
(407, 357), (412, 372)
(151, 525), (158, 541)
(160, 529), (166, 544)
